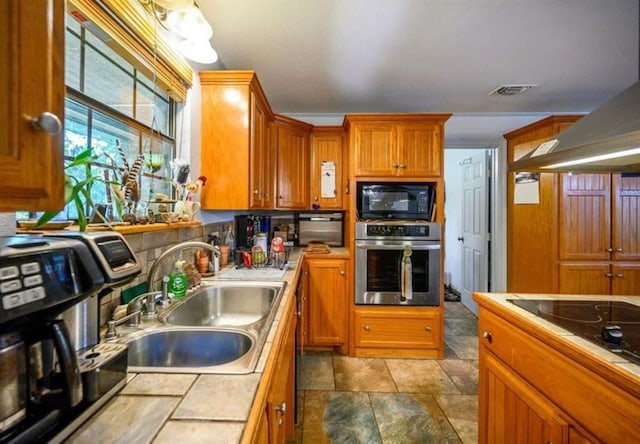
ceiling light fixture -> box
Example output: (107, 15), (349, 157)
(140, 0), (217, 65)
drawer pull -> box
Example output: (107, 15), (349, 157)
(483, 331), (492, 343)
(364, 325), (371, 332)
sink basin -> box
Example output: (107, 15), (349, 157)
(162, 282), (285, 327)
(122, 328), (256, 374)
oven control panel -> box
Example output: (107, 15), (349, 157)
(355, 221), (441, 240)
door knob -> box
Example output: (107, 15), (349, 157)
(29, 112), (62, 134)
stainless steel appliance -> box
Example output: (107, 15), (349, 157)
(509, 299), (640, 365)
(356, 182), (435, 220)
(355, 221), (441, 306)
(0, 233), (139, 443)
(298, 211), (344, 246)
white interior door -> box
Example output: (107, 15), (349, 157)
(460, 151), (489, 315)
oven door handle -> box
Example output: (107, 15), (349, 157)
(355, 242), (441, 251)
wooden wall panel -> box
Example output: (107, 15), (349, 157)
(505, 116), (583, 293)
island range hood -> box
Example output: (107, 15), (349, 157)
(509, 80), (640, 173)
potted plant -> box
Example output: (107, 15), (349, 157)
(33, 148), (118, 232)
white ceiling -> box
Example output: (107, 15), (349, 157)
(194, 0), (639, 146)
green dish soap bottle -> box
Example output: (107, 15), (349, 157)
(168, 260), (187, 299)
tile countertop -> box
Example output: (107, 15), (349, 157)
(473, 292), (640, 384)
(67, 248), (349, 444)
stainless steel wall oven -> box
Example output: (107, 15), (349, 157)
(355, 221), (441, 306)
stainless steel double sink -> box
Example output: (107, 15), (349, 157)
(115, 280), (287, 374)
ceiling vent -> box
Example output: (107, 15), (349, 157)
(488, 84), (538, 96)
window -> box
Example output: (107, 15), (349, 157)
(18, 13), (176, 221)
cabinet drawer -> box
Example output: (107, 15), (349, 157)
(354, 309), (439, 349)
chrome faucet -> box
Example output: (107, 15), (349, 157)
(146, 241), (219, 291)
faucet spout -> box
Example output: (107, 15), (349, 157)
(146, 241), (219, 292)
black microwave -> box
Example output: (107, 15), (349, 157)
(356, 182), (434, 220)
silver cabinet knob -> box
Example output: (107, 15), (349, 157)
(616, 247), (623, 252)
(398, 163), (407, 169)
(275, 402), (286, 414)
(425, 326), (431, 332)
(29, 112), (61, 134)
(616, 273), (624, 278)
(364, 325), (371, 331)
(606, 247), (613, 253)
(605, 272), (614, 278)
(253, 189), (259, 195)
(483, 331), (492, 343)
(339, 270), (345, 276)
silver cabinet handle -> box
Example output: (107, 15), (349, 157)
(392, 163), (399, 168)
(29, 112), (61, 134)
(253, 189), (259, 195)
(616, 273), (624, 278)
(616, 247), (623, 252)
(606, 247), (613, 253)
(275, 402), (286, 414)
(605, 272), (613, 278)
(398, 163), (407, 169)
(482, 331), (492, 343)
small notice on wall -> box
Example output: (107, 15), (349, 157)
(321, 161), (336, 198)
(514, 172), (540, 204)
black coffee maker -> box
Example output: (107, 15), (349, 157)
(0, 235), (105, 443)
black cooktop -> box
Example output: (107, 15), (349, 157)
(508, 299), (640, 366)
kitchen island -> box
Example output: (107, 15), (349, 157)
(473, 292), (640, 443)
(64, 249), (352, 443)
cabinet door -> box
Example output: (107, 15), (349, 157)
(306, 259), (347, 345)
(0, 0), (65, 212)
(396, 123), (441, 177)
(310, 131), (343, 209)
(480, 352), (567, 444)
(611, 262), (640, 296)
(352, 123), (397, 176)
(276, 124), (309, 209)
(612, 174), (640, 261)
(558, 262), (611, 295)
(249, 93), (272, 209)
(559, 174), (611, 261)
(266, 305), (296, 443)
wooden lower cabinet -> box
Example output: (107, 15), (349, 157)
(353, 306), (442, 358)
(483, 352), (567, 443)
(477, 304), (640, 443)
(304, 258), (348, 347)
(559, 261), (640, 295)
(249, 301), (296, 444)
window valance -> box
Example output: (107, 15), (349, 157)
(68, 0), (193, 102)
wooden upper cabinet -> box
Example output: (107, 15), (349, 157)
(199, 71), (273, 210)
(273, 115), (311, 209)
(249, 93), (273, 209)
(396, 123), (441, 177)
(310, 127), (345, 209)
(347, 114), (450, 178)
(0, 0), (65, 212)
(612, 174), (640, 261)
(559, 174), (611, 261)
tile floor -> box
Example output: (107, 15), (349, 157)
(295, 301), (479, 443)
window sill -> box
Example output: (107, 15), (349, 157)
(16, 221), (202, 235)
